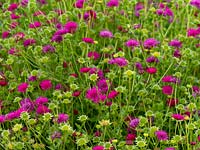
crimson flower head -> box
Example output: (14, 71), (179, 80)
(87, 51), (100, 60)
(125, 39), (139, 49)
(108, 57), (128, 67)
(18, 82), (28, 93)
(64, 21), (78, 33)
(57, 113), (69, 124)
(172, 114), (185, 121)
(143, 38), (159, 49)
(29, 21), (42, 28)
(2, 31), (10, 39)
(40, 80), (52, 91)
(146, 67), (157, 74)
(35, 96), (49, 106)
(167, 98), (178, 107)
(162, 85), (173, 95)
(86, 87), (106, 103)
(190, 0), (200, 9)
(82, 37), (94, 44)
(23, 39), (36, 47)
(36, 105), (50, 115)
(8, 3), (18, 11)
(155, 130), (168, 141)
(169, 39), (182, 48)
(93, 145), (105, 150)
(107, 0), (119, 7)
(99, 30), (113, 38)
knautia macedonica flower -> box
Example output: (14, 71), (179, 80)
(36, 105), (50, 115)
(8, 3), (18, 11)
(108, 57), (128, 67)
(29, 21), (42, 28)
(57, 113), (69, 124)
(83, 10), (97, 20)
(97, 79), (108, 93)
(99, 30), (113, 38)
(92, 145), (105, 150)
(165, 147), (176, 150)
(87, 51), (100, 60)
(82, 37), (94, 44)
(107, 90), (118, 99)
(35, 96), (49, 106)
(0, 115), (5, 123)
(146, 56), (159, 63)
(172, 114), (184, 121)
(169, 39), (182, 48)
(155, 130), (168, 141)
(51, 131), (62, 140)
(42, 45), (55, 53)
(125, 39), (139, 49)
(146, 67), (157, 74)
(166, 98), (178, 107)
(129, 118), (140, 128)
(143, 38), (159, 49)
(190, 0), (200, 9)
(23, 39), (36, 47)
(64, 21), (78, 34)
(162, 75), (180, 83)
(74, 0), (85, 8)
(17, 82), (28, 93)
(106, 0), (119, 7)
(40, 80), (52, 91)
(20, 98), (34, 112)
(2, 31), (10, 39)
(162, 85), (173, 95)
(86, 87), (106, 103)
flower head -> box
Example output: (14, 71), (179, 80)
(99, 30), (113, 38)
(144, 38), (159, 49)
(125, 39), (139, 49)
(86, 87), (106, 103)
(18, 82), (28, 93)
(57, 113), (69, 124)
(107, 0), (119, 7)
(155, 130), (168, 141)
(108, 57), (128, 67)
(35, 97), (49, 106)
(129, 118), (140, 128)
(162, 85), (173, 95)
(64, 21), (78, 34)
(40, 80), (52, 91)
(172, 114), (184, 120)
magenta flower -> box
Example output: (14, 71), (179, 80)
(84, 10), (97, 20)
(6, 108), (25, 121)
(35, 96), (49, 106)
(23, 39), (36, 47)
(172, 114), (185, 120)
(169, 39), (182, 48)
(162, 85), (173, 95)
(29, 21), (42, 28)
(57, 113), (69, 124)
(107, 90), (118, 99)
(155, 130), (168, 141)
(18, 82), (29, 93)
(40, 80), (52, 91)
(64, 21), (78, 34)
(146, 56), (159, 63)
(187, 28), (200, 37)
(0, 115), (5, 123)
(143, 38), (159, 49)
(108, 57), (128, 67)
(10, 13), (20, 19)
(190, 0), (200, 9)
(99, 30), (113, 38)
(21, 0), (29, 6)
(20, 98), (34, 112)
(125, 39), (139, 49)
(97, 79), (108, 93)
(2, 31), (10, 39)
(36, 105), (50, 115)
(86, 87), (106, 103)
(162, 75), (179, 83)
(107, 0), (119, 7)
(87, 51), (100, 60)
(173, 49), (181, 58)
(51, 34), (63, 43)
(42, 45), (55, 53)
(82, 37), (94, 44)
(166, 98), (178, 107)
(135, 2), (144, 17)
(146, 67), (157, 74)
(165, 147), (176, 150)
(8, 3), (18, 11)
(129, 118), (140, 128)
(93, 145), (105, 150)
(74, 0), (85, 8)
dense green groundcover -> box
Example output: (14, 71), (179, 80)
(0, 0), (200, 149)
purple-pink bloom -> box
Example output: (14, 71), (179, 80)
(169, 39), (182, 48)
(40, 80), (52, 91)
(97, 79), (108, 93)
(106, 0), (119, 7)
(143, 38), (159, 49)
(87, 51), (100, 60)
(64, 21), (78, 34)
(107, 90), (118, 99)
(35, 96), (49, 106)
(0, 115), (5, 123)
(42, 45), (55, 53)
(155, 130), (168, 141)
(36, 105), (50, 114)
(57, 113), (69, 124)
(10, 13), (20, 19)
(93, 145), (105, 150)
(84, 10), (97, 20)
(172, 114), (185, 120)
(20, 98), (34, 112)
(190, 0), (200, 9)
(125, 39), (139, 49)
(2, 31), (10, 39)
(23, 39), (36, 47)
(82, 37), (94, 44)
(165, 147), (176, 150)
(18, 82), (29, 93)
(8, 3), (18, 11)
(162, 85), (173, 95)
(29, 21), (42, 28)
(187, 28), (200, 37)
(173, 49), (181, 58)
(146, 56), (159, 63)
(86, 87), (106, 103)
(108, 57), (128, 67)
(99, 30), (113, 38)
(129, 118), (140, 128)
